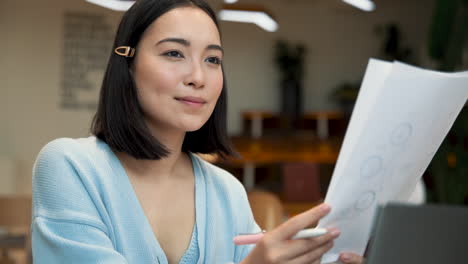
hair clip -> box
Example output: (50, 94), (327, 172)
(114, 46), (135, 57)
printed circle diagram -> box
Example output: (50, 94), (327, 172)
(391, 122), (413, 146)
(354, 191), (376, 211)
(335, 191), (377, 220)
(360, 156), (384, 179)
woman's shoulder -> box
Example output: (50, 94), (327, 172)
(32, 136), (116, 226)
(35, 136), (113, 167)
(37, 136), (104, 157)
(33, 136), (114, 189)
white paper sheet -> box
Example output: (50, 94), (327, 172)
(318, 59), (468, 264)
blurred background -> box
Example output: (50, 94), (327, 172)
(0, 0), (467, 263)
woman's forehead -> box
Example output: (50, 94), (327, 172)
(142, 6), (221, 46)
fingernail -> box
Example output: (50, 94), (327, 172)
(329, 228), (340, 237)
(341, 253), (352, 262)
(320, 203), (331, 212)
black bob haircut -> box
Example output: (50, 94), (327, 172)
(91, 0), (235, 160)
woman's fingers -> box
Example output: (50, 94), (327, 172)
(243, 204), (336, 264)
(270, 203), (331, 241)
(288, 241), (334, 264)
(281, 228), (340, 260)
(339, 252), (364, 264)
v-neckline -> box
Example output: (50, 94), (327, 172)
(104, 143), (204, 264)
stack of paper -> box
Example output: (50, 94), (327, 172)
(318, 59), (468, 264)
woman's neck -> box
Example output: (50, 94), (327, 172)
(116, 127), (190, 182)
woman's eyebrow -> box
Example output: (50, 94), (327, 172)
(207, 44), (224, 55)
(156, 37), (224, 54)
(157, 37), (190, 46)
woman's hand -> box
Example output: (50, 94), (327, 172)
(241, 203), (340, 264)
(338, 252), (364, 264)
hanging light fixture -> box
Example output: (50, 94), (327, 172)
(84, 0), (279, 32)
(218, 4), (278, 32)
(85, 0), (135, 11)
(342, 0), (375, 12)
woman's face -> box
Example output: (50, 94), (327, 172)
(132, 6), (223, 134)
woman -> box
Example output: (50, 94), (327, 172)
(32, 0), (363, 263)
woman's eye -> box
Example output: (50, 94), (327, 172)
(164, 51), (184, 58)
(206, 56), (222, 65)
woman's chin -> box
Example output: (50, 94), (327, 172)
(184, 124), (204, 132)
(180, 121), (207, 132)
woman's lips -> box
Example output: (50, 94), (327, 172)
(175, 96), (206, 107)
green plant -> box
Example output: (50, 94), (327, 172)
(428, 0), (468, 71)
(427, 0), (468, 204)
(428, 107), (468, 204)
(274, 40), (306, 121)
(331, 23), (415, 113)
(274, 40), (306, 82)
(374, 22), (416, 64)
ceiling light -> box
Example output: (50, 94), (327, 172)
(224, 0), (239, 3)
(85, 0), (135, 11)
(342, 0), (375, 12)
(219, 9), (278, 32)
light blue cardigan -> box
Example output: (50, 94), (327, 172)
(32, 137), (260, 264)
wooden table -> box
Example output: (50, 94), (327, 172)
(198, 135), (342, 216)
(219, 135), (341, 190)
(242, 110), (345, 139)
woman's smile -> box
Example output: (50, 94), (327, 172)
(175, 96), (207, 108)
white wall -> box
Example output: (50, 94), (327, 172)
(221, 0), (436, 133)
(0, 4), (14, 193)
(0, 1), (6, 149)
(0, 0), (436, 194)
(1, 0), (122, 193)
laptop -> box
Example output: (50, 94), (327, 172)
(366, 203), (468, 264)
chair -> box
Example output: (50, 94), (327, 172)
(247, 190), (285, 231)
(282, 162), (322, 202)
(0, 196), (32, 264)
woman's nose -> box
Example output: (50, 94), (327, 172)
(183, 61), (205, 89)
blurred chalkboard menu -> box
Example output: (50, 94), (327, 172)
(61, 12), (114, 110)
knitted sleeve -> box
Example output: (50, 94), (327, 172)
(31, 139), (127, 264)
